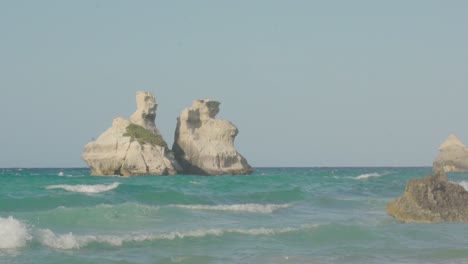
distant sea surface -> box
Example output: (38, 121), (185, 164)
(2, 167), (468, 264)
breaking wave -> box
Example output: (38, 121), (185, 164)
(454, 181), (468, 191)
(353, 172), (390, 180)
(170, 204), (291, 213)
(0, 216), (32, 249)
(46, 182), (120, 194)
(37, 225), (316, 249)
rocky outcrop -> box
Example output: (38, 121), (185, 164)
(433, 134), (468, 173)
(83, 92), (181, 176)
(387, 172), (468, 223)
(173, 99), (252, 175)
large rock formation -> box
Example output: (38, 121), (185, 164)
(387, 172), (468, 223)
(173, 99), (252, 175)
(83, 92), (181, 176)
(433, 134), (468, 173)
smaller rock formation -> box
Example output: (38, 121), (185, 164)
(433, 134), (468, 173)
(173, 99), (252, 175)
(83, 92), (181, 176)
(387, 172), (468, 223)
(130, 92), (158, 132)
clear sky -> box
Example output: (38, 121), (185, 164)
(0, 1), (467, 168)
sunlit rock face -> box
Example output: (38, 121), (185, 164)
(173, 99), (252, 175)
(83, 92), (181, 176)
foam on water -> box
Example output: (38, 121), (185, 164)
(1, 167), (448, 263)
(46, 182), (120, 194)
(171, 203), (291, 213)
(0, 216), (32, 249)
(353, 173), (384, 180)
(37, 224), (316, 249)
(453, 181), (468, 191)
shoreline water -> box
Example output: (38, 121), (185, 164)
(2, 167), (468, 263)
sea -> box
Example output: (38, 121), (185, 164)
(1, 167), (468, 264)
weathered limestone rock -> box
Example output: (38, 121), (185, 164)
(173, 99), (252, 175)
(433, 134), (468, 173)
(387, 172), (468, 223)
(83, 92), (181, 176)
(129, 92), (158, 132)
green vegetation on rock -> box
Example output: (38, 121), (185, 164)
(123, 123), (168, 148)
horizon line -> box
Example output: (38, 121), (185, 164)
(0, 166), (432, 170)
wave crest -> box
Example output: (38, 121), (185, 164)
(46, 182), (120, 194)
(37, 225), (316, 249)
(353, 173), (384, 180)
(171, 204), (290, 213)
(453, 181), (468, 191)
(0, 216), (32, 249)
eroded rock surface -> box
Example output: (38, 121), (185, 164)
(173, 99), (252, 175)
(433, 134), (468, 173)
(83, 92), (180, 176)
(387, 172), (468, 223)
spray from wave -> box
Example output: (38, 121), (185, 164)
(170, 204), (291, 213)
(0, 216), (32, 249)
(453, 181), (468, 191)
(46, 182), (120, 194)
(353, 173), (382, 180)
(352, 172), (394, 180)
(36, 224), (317, 249)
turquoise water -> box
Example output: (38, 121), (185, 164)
(1, 167), (468, 263)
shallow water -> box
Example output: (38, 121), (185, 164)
(1, 167), (468, 263)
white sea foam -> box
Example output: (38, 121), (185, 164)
(0, 216), (32, 249)
(353, 173), (384, 180)
(46, 182), (120, 194)
(171, 204), (291, 213)
(57, 172), (64, 176)
(453, 180), (468, 191)
(36, 229), (86, 250)
(37, 225), (316, 249)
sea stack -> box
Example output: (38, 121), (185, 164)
(173, 99), (252, 175)
(433, 134), (468, 173)
(387, 172), (468, 223)
(82, 92), (181, 176)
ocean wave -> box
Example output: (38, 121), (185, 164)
(353, 172), (386, 180)
(30, 203), (162, 229)
(0, 216), (32, 249)
(242, 187), (304, 203)
(46, 182), (120, 194)
(55, 202), (160, 213)
(453, 181), (468, 191)
(170, 204), (291, 213)
(37, 224), (316, 249)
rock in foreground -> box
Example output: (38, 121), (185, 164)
(387, 173), (468, 223)
(83, 92), (181, 176)
(433, 134), (468, 173)
(173, 99), (252, 175)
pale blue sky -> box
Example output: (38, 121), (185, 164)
(0, 1), (467, 167)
